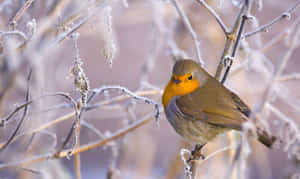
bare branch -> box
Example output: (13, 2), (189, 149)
(74, 149), (81, 179)
(9, 0), (35, 29)
(51, 93), (80, 157)
(261, 15), (300, 52)
(0, 100), (32, 127)
(0, 113), (154, 169)
(92, 86), (160, 119)
(19, 167), (41, 176)
(0, 90), (161, 149)
(196, 0), (228, 34)
(81, 120), (105, 139)
(0, 69), (32, 152)
(215, 0), (253, 82)
(171, 0), (204, 66)
(0, 30), (28, 41)
(221, 13), (248, 84)
(53, 0), (110, 46)
(244, 0), (300, 38)
(279, 73), (300, 81)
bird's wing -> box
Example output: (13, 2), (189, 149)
(172, 82), (246, 130)
(229, 91), (251, 117)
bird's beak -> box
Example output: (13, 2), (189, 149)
(174, 79), (181, 84)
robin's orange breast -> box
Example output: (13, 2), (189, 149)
(162, 73), (200, 109)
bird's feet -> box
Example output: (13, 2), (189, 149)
(187, 144), (206, 163)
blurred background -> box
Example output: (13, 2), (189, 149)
(0, 0), (300, 178)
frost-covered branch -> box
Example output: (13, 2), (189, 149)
(171, 0), (204, 66)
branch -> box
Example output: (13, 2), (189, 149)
(51, 0), (110, 47)
(171, 0), (204, 66)
(9, 0), (35, 29)
(0, 113), (154, 169)
(0, 90), (161, 151)
(60, 113), (150, 156)
(221, 13), (248, 84)
(91, 86), (160, 119)
(193, 0), (253, 177)
(279, 73), (300, 81)
(0, 30), (28, 41)
(0, 92), (80, 127)
(215, 0), (253, 82)
(196, 0), (228, 34)
(0, 112), (75, 149)
(81, 120), (105, 139)
(51, 93), (79, 157)
(244, 0), (300, 38)
(0, 69), (32, 152)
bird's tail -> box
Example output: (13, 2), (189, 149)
(257, 129), (277, 148)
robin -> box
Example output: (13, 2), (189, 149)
(162, 59), (276, 149)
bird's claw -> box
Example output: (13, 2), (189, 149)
(187, 144), (206, 163)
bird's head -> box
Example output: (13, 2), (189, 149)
(162, 59), (208, 108)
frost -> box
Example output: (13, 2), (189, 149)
(180, 148), (192, 179)
(232, 0), (242, 7)
(26, 19), (37, 37)
(70, 32), (90, 105)
(100, 6), (117, 67)
(282, 12), (291, 20)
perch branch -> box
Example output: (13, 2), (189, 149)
(189, 0), (253, 177)
(215, 0), (252, 82)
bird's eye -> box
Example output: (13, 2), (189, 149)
(188, 75), (192, 80)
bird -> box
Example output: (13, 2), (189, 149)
(162, 59), (276, 150)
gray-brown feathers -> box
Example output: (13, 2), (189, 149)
(173, 60), (200, 76)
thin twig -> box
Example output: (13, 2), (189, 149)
(92, 86), (160, 119)
(171, 0), (204, 66)
(0, 100), (33, 127)
(0, 90), (161, 149)
(9, 0), (35, 29)
(0, 69), (32, 152)
(0, 113), (154, 169)
(53, 0), (109, 46)
(261, 28), (289, 52)
(52, 93), (79, 156)
(244, 0), (300, 38)
(24, 133), (36, 153)
(201, 146), (235, 164)
(0, 31), (28, 41)
(59, 113), (150, 156)
(19, 167), (41, 175)
(279, 73), (300, 81)
(0, 92), (79, 126)
(81, 120), (105, 139)
(262, 15), (300, 53)
(196, 0), (228, 34)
